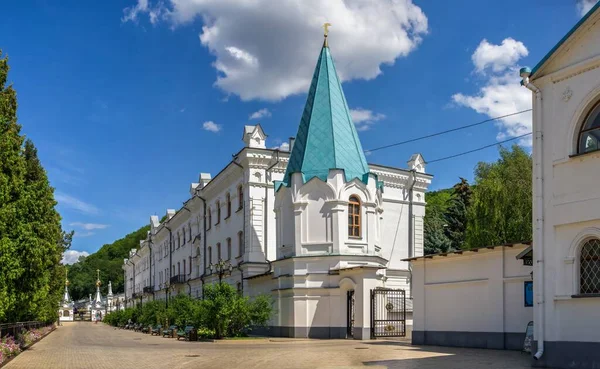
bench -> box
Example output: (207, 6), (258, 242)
(151, 325), (162, 336)
(177, 326), (195, 341)
(162, 325), (177, 338)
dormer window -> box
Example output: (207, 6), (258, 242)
(578, 101), (600, 154)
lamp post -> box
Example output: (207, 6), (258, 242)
(209, 259), (233, 283)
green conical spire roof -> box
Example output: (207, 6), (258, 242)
(279, 40), (370, 189)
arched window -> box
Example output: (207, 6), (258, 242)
(216, 200), (221, 224)
(207, 208), (212, 230)
(227, 238), (232, 261)
(208, 247), (212, 266)
(580, 238), (600, 295)
(217, 242), (221, 261)
(238, 231), (244, 257)
(348, 196), (361, 238)
(177, 232), (180, 248)
(578, 101), (600, 154)
(226, 193), (232, 218)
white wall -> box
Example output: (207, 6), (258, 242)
(532, 12), (600, 349)
(411, 245), (532, 350)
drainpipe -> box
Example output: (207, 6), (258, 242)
(197, 195), (208, 298)
(408, 169), (417, 258)
(232, 156), (251, 291)
(182, 204), (193, 296)
(165, 225), (173, 304)
(265, 150), (280, 264)
(521, 68), (544, 361)
(408, 170), (417, 306)
(148, 236), (154, 301)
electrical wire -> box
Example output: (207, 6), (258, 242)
(364, 109), (532, 153)
(426, 132), (532, 164)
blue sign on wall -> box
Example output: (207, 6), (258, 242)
(524, 281), (533, 307)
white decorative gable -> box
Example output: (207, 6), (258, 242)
(407, 153), (426, 173)
(242, 124), (267, 148)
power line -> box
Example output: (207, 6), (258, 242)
(426, 132), (532, 164)
(364, 109), (532, 153)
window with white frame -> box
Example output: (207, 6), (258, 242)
(578, 101), (600, 154)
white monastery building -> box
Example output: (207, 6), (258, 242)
(409, 4), (600, 368)
(123, 32), (431, 339)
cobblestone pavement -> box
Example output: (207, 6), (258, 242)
(5, 323), (530, 369)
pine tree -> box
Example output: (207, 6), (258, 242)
(444, 178), (472, 250)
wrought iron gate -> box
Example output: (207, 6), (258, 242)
(347, 290), (355, 338)
(370, 288), (406, 338)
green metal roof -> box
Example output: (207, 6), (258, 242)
(531, 2), (600, 78)
(277, 42), (370, 190)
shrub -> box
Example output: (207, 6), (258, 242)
(198, 283), (273, 338)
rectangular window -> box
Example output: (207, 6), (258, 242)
(217, 201), (221, 224)
(226, 193), (232, 218)
(238, 231), (244, 257)
(217, 243), (221, 261)
(227, 238), (232, 261)
(238, 185), (244, 210)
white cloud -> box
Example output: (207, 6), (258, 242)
(122, 0), (149, 23)
(249, 108), (272, 120)
(62, 250), (90, 265)
(452, 38), (532, 146)
(577, 0), (598, 16)
(122, 0), (428, 101)
(202, 121), (222, 132)
(70, 222), (109, 231)
(350, 108), (386, 131)
(55, 192), (99, 215)
(272, 142), (290, 151)
(471, 38), (528, 74)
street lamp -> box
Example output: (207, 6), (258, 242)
(209, 259), (233, 283)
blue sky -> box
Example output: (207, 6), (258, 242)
(1, 0), (596, 261)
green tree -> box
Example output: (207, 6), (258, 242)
(423, 188), (452, 254)
(465, 145), (532, 249)
(444, 178), (472, 250)
(0, 51), (69, 323)
(0, 50), (26, 322)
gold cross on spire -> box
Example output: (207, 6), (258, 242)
(323, 22), (331, 47)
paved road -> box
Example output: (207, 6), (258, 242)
(5, 323), (530, 369)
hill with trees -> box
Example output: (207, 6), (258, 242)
(67, 225), (150, 300)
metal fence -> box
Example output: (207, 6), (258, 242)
(0, 321), (48, 339)
(370, 288), (406, 338)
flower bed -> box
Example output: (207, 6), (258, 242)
(0, 325), (55, 367)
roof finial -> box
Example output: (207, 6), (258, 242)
(65, 268), (70, 286)
(323, 22), (331, 48)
